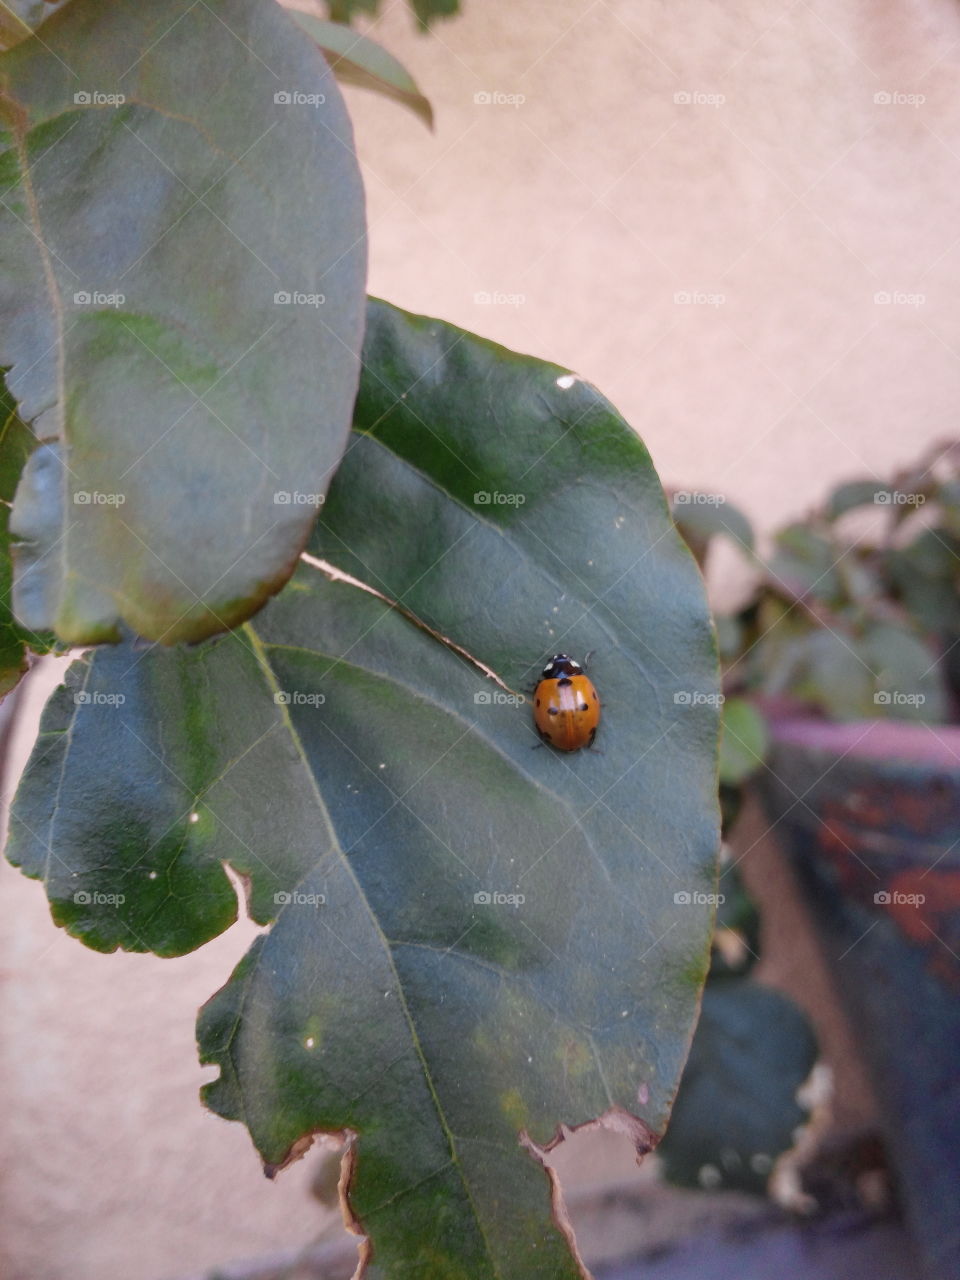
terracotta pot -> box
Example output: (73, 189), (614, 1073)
(758, 716), (960, 1280)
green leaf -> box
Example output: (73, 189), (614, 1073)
(657, 978), (817, 1194)
(755, 617), (948, 722)
(671, 494), (754, 565)
(0, 0), (69, 52)
(767, 524), (843, 605)
(0, 0), (366, 646)
(718, 697), (767, 785)
(292, 14), (433, 129)
(323, 0), (458, 29)
(7, 301), (720, 1278)
(825, 479), (889, 520)
(888, 528), (960, 641)
(0, 377), (54, 694)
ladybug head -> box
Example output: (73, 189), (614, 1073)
(542, 653), (581, 678)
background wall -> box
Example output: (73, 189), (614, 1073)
(4, 0), (960, 1276)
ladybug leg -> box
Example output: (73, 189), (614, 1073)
(583, 649), (596, 670)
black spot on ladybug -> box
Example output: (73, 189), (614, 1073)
(558, 676), (572, 687)
(548, 706), (559, 716)
(580, 702), (589, 712)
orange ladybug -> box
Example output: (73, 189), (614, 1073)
(532, 654), (600, 751)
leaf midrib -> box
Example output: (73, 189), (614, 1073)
(243, 620), (507, 1278)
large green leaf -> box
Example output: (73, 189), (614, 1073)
(0, 0), (366, 646)
(7, 301), (720, 1278)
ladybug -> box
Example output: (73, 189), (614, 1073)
(532, 654), (600, 751)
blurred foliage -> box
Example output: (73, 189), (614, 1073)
(660, 861), (817, 1196)
(673, 440), (960, 736)
(324, 0), (459, 30)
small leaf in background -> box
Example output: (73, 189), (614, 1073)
(322, 0), (458, 29)
(889, 528), (960, 640)
(7, 300), (721, 1279)
(291, 12), (434, 128)
(658, 979), (817, 1195)
(671, 493), (754, 570)
(0, 0), (69, 51)
(719, 696), (768, 786)
(0, 380), (54, 696)
(767, 524), (844, 606)
(0, 0), (366, 646)
(825, 479), (891, 521)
